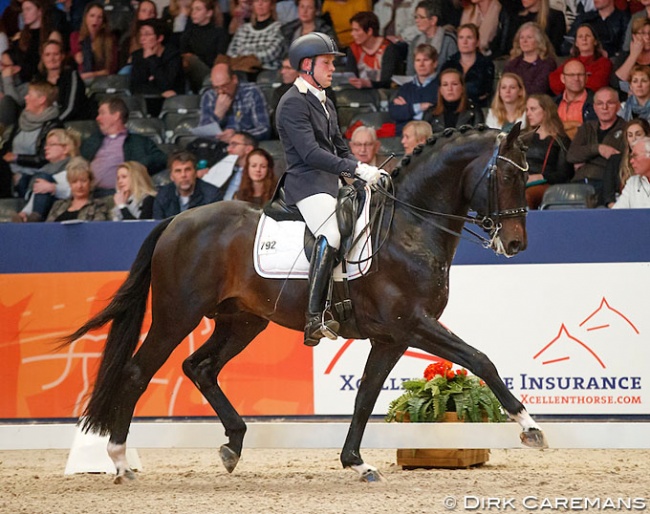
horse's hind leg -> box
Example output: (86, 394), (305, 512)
(341, 340), (407, 482)
(182, 311), (269, 474)
(408, 319), (548, 448)
(106, 315), (204, 483)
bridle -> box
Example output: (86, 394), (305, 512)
(471, 137), (529, 237)
(364, 133), (529, 253)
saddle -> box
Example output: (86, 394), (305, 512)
(263, 177), (367, 262)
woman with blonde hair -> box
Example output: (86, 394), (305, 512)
(503, 21), (557, 95)
(603, 118), (650, 207)
(234, 148), (278, 206)
(70, 2), (117, 81)
(486, 72), (527, 131)
(112, 161), (157, 220)
(494, 0), (565, 57)
(401, 120), (433, 155)
(523, 94), (573, 209)
(12, 128), (80, 222)
(46, 157), (110, 221)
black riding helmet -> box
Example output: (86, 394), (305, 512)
(288, 32), (344, 77)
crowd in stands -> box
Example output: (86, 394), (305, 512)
(2, 0), (650, 222)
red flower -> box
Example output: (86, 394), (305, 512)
(446, 370), (456, 380)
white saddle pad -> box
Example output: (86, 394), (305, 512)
(253, 188), (373, 281)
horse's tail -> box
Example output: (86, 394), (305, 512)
(59, 217), (174, 435)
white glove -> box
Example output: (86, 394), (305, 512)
(355, 162), (382, 185)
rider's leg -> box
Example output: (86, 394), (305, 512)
(296, 193), (341, 346)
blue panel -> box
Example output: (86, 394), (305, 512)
(1, 210), (649, 274)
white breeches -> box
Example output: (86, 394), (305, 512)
(296, 193), (341, 250)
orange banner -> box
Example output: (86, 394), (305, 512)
(0, 272), (313, 420)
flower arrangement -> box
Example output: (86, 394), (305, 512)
(385, 360), (507, 423)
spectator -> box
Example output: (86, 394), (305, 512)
(233, 147), (277, 206)
(130, 19), (185, 99)
(405, 1), (457, 76)
(228, 0), (253, 35)
(199, 60), (271, 143)
(486, 72), (528, 131)
(80, 96), (167, 197)
(281, 0), (337, 47)
(8, 0), (62, 85)
(389, 43), (438, 135)
(1, 80), (61, 197)
(70, 2), (117, 81)
(0, 48), (24, 128)
(162, 0), (193, 47)
(494, 0), (565, 58)
(603, 118), (650, 206)
(46, 157), (111, 221)
(612, 136), (650, 208)
(424, 68), (484, 131)
(623, 0), (650, 52)
(321, 0), (371, 48)
(34, 39), (96, 122)
(11, 127), (79, 222)
(619, 65), (650, 121)
(523, 94), (573, 209)
(612, 18), (650, 92)
(567, 87), (626, 205)
(118, 0), (158, 70)
(441, 23), (495, 108)
(112, 161), (157, 220)
(401, 119), (432, 154)
(346, 11), (400, 89)
(554, 59), (596, 139)
(503, 22), (557, 95)
(548, 24), (612, 96)
(153, 150), (222, 218)
(460, 0), (501, 56)
(201, 130), (257, 199)
(563, 0), (629, 57)
(348, 125), (381, 166)
(181, 0), (229, 93)
(227, 0), (285, 71)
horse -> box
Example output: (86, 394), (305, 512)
(61, 123), (547, 484)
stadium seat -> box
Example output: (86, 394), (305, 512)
(126, 118), (165, 145)
(159, 95), (201, 120)
(87, 75), (131, 98)
(336, 88), (381, 110)
(0, 198), (25, 222)
(540, 183), (598, 210)
(64, 120), (99, 140)
(256, 69), (281, 85)
(120, 95), (148, 118)
(166, 112), (200, 144)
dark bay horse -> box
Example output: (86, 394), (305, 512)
(62, 124), (547, 483)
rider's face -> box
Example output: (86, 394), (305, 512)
(310, 55), (335, 89)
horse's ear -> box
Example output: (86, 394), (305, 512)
(504, 122), (522, 148)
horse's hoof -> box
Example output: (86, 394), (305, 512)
(520, 428), (549, 449)
(359, 469), (385, 483)
(219, 445), (240, 473)
(113, 467), (136, 485)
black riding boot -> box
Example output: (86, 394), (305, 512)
(304, 235), (340, 346)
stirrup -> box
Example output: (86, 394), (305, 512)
(304, 314), (340, 347)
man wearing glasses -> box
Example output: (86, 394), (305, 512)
(198, 61), (271, 143)
(567, 87), (626, 205)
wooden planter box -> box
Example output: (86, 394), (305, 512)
(395, 412), (490, 469)
(396, 448), (490, 469)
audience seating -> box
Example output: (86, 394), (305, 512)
(259, 139), (287, 177)
(64, 120), (99, 140)
(378, 137), (405, 161)
(159, 95), (201, 121)
(346, 111), (394, 132)
(0, 198), (24, 222)
(256, 69), (282, 86)
(540, 184), (598, 210)
(120, 95), (148, 118)
(87, 75), (131, 99)
(166, 112), (201, 144)
(126, 118), (165, 145)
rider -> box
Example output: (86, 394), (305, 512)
(276, 32), (386, 347)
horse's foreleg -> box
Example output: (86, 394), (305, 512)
(408, 319), (548, 448)
(182, 312), (269, 474)
(341, 340), (406, 482)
